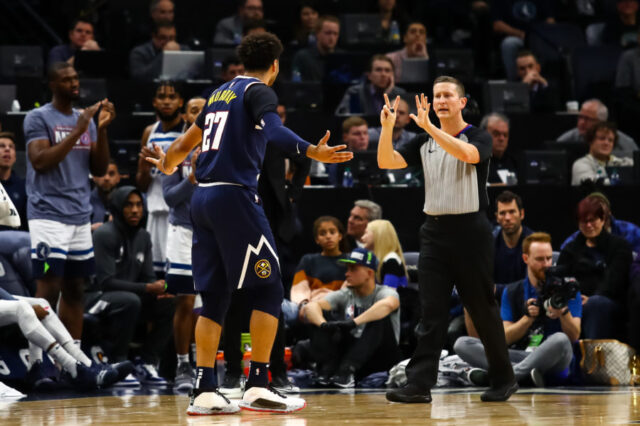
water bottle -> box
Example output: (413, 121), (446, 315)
(342, 166), (354, 188)
(389, 20), (401, 44)
(292, 68), (302, 83)
(10, 99), (20, 112)
(609, 167), (620, 186)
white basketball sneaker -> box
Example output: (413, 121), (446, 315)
(239, 385), (306, 413)
(187, 389), (241, 416)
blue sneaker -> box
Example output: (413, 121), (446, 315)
(25, 361), (59, 391)
(111, 360), (134, 383)
(133, 358), (168, 386)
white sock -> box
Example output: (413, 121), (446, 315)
(48, 343), (78, 378)
(28, 342), (43, 368)
(177, 353), (189, 365)
(62, 341), (92, 367)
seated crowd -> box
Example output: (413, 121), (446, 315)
(2, 0), (640, 396)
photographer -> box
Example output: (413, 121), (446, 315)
(455, 233), (581, 387)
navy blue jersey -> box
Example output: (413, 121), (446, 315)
(195, 76), (278, 190)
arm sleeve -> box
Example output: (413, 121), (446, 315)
(397, 134), (428, 167)
(23, 111), (49, 145)
(162, 170), (195, 207)
(571, 157), (596, 186)
(93, 228), (147, 294)
(375, 285), (400, 302)
(260, 111), (311, 156)
(468, 128), (493, 163)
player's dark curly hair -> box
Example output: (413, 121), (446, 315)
(236, 32), (283, 72)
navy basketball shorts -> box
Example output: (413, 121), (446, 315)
(190, 184), (284, 324)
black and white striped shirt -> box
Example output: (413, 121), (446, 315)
(398, 125), (492, 215)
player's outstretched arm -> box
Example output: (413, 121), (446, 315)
(306, 131), (354, 164)
(145, 122), (202, 175)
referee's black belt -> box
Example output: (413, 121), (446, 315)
(424, 210), (485, 223)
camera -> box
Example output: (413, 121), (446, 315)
(538, 266), (579, 311)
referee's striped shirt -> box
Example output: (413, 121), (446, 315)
(398, 125), (492, 216)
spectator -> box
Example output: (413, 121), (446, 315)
(24, 62), (114, 351)
(336, 54), (406, 115)
(162, 95), (205, 392)
(480, 113), (518, 184)
(0, 132), (27, 231)
(386, 21), (428, 81)
(150, 0), (175, 23)
(628, 251), (640, 351)
(557, 196), (633, 339)
(616, 29), (640, 90)
(304, 248), (401, 387)
(361, 219), (408, 288)
(136, 80), (185, 277)
(327, 117), (371, 185)
(556, 99), (638, 158)
(48, 18), (100, 66)
(289, 216), (348, 307)
(571, 121), (634, 186)
(221, 56), (245, 82)
(291, 15), (341, 82)
(213, 0), (264, 45)
(347, 199), (383, 248)
(491, 0), (555, 80)
(376, 0), (410, 43)
(0, 287), (123, 390)
(90, 160), (121, 231)
(515, 50), (559, 112)
(561, 192), (640, 255)
(291, 1), (319, 47)
(603, 0), (639, 48)
(455, 232), (581, 388)
(129, 20), (189, 81)
(493, 191), (533, 285)
(368, 98), (416, 150)
(92, 186), (175, 386)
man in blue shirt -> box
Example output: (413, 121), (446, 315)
(454, 232), (581, 387)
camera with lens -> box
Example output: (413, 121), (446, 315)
(538, 266), (579, 311)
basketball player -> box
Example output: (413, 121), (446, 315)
(147, 32), (352, 415)
(162, 95), (206, 392)
(23, 62), (122, 383)
(136, 81), (185, 277)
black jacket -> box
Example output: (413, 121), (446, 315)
(557, 230), (632, 303)
(92, 186), (155, 294)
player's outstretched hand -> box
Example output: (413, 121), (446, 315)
(409, 93), (433, 132)
(380, 94), (399, 129)
(306, 131), (354, 164)
(145, 144), (178, 175)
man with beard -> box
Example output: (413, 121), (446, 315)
(90, 159), (121, 231)
(136, 80), (185, 278)
(454, 233), (580, 388)
(494, 191), (533, 286)
(23, 62), (119, 382)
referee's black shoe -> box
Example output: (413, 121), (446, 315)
(480, 380), (518, 402)
(385, 383), (432, 403)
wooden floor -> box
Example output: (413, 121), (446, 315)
(2, 388), (640, 425)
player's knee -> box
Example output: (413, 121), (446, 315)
(250, 283), (283, 319)
(200, 291), (231, 324)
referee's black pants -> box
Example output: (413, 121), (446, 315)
(405, 211), (515, 389)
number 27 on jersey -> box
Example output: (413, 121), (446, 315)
(202, 111), (229, 152)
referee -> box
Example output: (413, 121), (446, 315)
(378, 76), (517, 403)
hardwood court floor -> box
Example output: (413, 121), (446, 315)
(2, 388), (640, 425)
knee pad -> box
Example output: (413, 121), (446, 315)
(248, 282), (284, 319)
(199, 290), (232, 325)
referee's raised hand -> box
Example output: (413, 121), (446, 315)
(380, 94), (400, 128)
(410, 93), (433, 131)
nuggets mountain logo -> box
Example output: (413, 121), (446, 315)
(254, 259), (271, 278)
